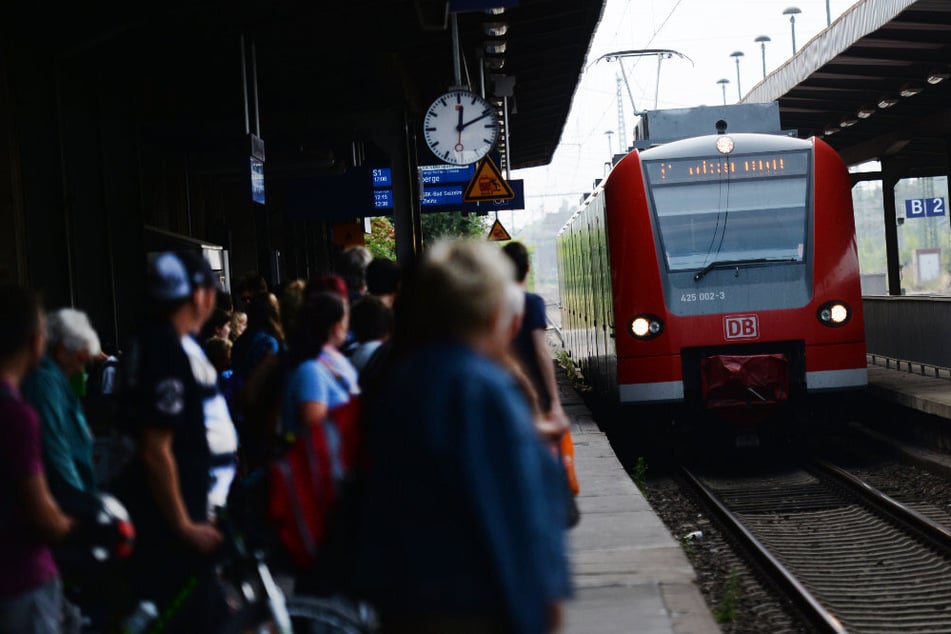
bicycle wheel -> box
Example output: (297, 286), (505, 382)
(285, 595), (377, 634)
(219, 601), (280, 634)
(218, 595), (376, 633)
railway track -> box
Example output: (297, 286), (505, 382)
(681, 460), (951, 633)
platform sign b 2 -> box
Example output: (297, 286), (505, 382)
(905, 197), (946, 218)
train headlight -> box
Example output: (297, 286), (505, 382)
(817, 301), (851, 327)
(630, 314), (664, 339)
(715, 135), (735, 154)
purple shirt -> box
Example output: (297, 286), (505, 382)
(0, 379), (58, 597)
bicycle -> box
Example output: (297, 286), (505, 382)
(223, 593), (376, 634)
(211, 507), (378, 633)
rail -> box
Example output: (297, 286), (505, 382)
(812, 459), (951, 552)
(679, 467), (847, 634)
(683, 461), (951, 633)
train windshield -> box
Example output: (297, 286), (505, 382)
(643, 151), (810, 272)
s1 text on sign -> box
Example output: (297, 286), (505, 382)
(371, 168), (392, 187)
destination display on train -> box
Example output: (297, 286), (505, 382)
(646, 152), (808, 184)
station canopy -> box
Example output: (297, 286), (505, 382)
(247, 0), (606, 170)
(10, 1), (604, 172)
(744, 0), (951, 177)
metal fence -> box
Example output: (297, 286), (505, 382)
(864, 296), (951, 369)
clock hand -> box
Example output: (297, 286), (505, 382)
(455, 104), (465, 151)
(460, 112), (492, 130)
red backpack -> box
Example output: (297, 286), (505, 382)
(267, 397), (360, 569)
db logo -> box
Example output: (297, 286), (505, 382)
(724, 315), (759, 340)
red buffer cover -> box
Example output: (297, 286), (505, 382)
(701, 354), (789, 410)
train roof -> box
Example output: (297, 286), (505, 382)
(632, 102), (790, 147)
(638, 133), (812, 161)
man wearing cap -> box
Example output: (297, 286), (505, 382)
(118, 250), (237, 630)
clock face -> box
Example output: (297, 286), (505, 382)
(423, 90), (500, 165)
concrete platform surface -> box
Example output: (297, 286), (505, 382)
(865, 360), (951, 453)
(867, 362), (951, 420)
(557, 377), (720, 634)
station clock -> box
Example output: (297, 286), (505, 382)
(423, 90), (500, 165)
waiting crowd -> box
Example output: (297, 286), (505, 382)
(0, 239), (578, 633)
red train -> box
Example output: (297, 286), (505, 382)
(557, 106), (866, 426)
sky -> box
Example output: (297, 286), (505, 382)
(509, 0), (860, 230)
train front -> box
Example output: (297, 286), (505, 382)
(609, 133), (867, 425)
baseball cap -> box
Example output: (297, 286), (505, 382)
(305, 273), (348, 299)
(148, 251), (221, 301)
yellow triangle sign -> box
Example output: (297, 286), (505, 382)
(463, 156), (515, 202)
(487, 219), (512, 242)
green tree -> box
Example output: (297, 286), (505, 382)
(364, 212), (487, 259)
(365, 216), (396, 260)
(421, 212), (486, 245)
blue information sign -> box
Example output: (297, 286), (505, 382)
(284, 164), (524, 221)
(419, 164), (476, 185)
(371, 168), (392, 187)
(250, 157), (265, 205)
(371, 166), (393, 210)
(373, 189), (393, 210)
(422, 185), (464, 206)
(905, 197), (946, 218)
(419, 180), (525, 213)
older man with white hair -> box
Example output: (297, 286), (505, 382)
(23, 308), (102, 509)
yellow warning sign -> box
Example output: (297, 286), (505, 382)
(487, 219), (512, 242)
(463, 156), (515, 203)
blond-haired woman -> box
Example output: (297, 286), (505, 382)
(356, 239), (570, 633)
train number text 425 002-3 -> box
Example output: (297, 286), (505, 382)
(681, 291), (726, 303)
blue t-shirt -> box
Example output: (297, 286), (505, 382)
(281, 359), (350, 436)
(232, 330), (280, 381)
(513, 291), (550, 407)
(319, 348), (360, 397)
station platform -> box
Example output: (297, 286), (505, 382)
(864, 356), (951, 457)
(867, 356), (951, 423)
(555, 371), (720, 634)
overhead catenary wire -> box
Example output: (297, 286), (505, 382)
(552, 1), (689, 188)
(517, 0), (855, 218)
(547, 0), (689, 201)
(592, 49), (694, 115)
